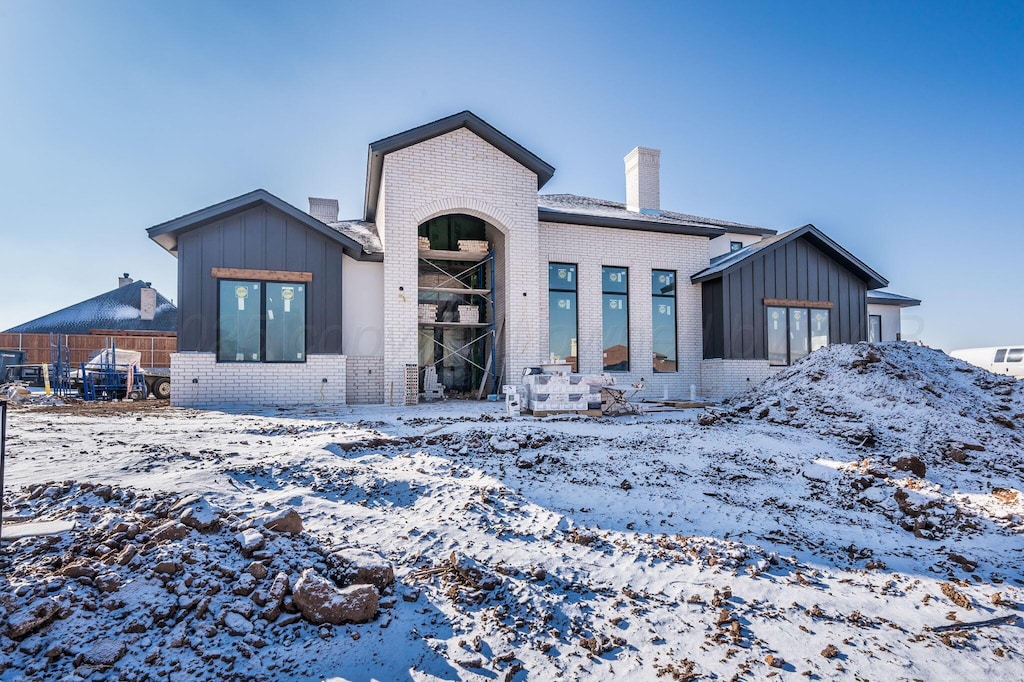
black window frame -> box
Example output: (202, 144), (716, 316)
(651, 269), (677, 373)
(548, 263), (579, 372)
(767, 305), (831, 367)
(602, 265), (630, 372)
(869, 314), (882, 343)
(216, 278), (308, 364)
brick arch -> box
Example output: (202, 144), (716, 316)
(411, 197), (514, 235)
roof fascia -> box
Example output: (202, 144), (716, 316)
(691, 224), (890, 289)
(538, 208), (724, 238)
(363, 111), (555, 222)
(147, 189), (367, 259)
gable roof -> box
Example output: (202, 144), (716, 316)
(539, 194), (776, 237)
(147, 189), (376, 261)
(867, 290), (921, 307)
(363, 110), (556, 222)
(4, 280), (176, 335)
(690, 224), (889, 290)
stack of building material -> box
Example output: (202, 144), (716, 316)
(418, 304), (438, 323)
(418, 236), (431, 250)
(521, 372), (601, 413)
(457, 239), (489, 256)
(457, 305), (479, 324)
(421, 365), (444, 400)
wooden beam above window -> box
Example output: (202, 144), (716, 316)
(763, 298), (834, 309)
(211, 268), (312, 283)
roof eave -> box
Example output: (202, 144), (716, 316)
(867, 295), (921, 308)
(146, 189), (369, 260)
(690, 224), (890, 289)
(538, 208), (725, 238)
(363, 111), (555, 222)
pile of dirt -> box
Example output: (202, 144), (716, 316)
(0, 482), (395, 681)
(722, 342), (1024, 470)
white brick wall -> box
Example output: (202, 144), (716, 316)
(378, 127), (543, 404)
(538, 221), (708, 400)
(700, 358), (785, 399)
(346, 356), (384, 404)
(170, 353), (347, 407)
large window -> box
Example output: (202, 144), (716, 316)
(869, 314), (881, 343)
(548, 264), (578, 371)
(652, 270), (676, 372)
(767, 305), (830, 366)
(218, 280), (306, 363)
(603, 266), (629, 371)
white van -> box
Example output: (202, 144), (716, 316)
(949, 346), (1024, 379)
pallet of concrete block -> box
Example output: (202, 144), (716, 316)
(418, 303), (438, 323)
(457, 305), (479, 324)
(457, 239), (489, 255)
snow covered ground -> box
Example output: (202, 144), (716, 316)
(1, 342), (1023, 681)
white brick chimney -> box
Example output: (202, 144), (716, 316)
(118, 273), (133, 288)
(624, 147), (661, 214)
(140, 286), (156, 321)
(308, 197), (339, 223)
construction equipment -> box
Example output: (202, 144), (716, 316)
(78, 345), (149, 401)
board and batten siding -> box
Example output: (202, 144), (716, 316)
(703, 236), (868, 360)
(176, 204), (346, 354)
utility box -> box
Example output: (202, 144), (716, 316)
(0, 350), (26, 380)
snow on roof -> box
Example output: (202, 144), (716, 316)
(539, 194), (776, 235)
(327, 219), (382, 255)
(4, 280), (176, 334)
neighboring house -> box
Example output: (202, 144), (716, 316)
(867, 291), (921, 343)
(4, 275), (176, 335)
(147, 111), (919, 407)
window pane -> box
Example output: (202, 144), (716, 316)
(602, 267), (628, 294)
(218, 281), (261, 362)
(1007, 348), (1024, 362)
(994, 349), (1007, 362)
(869, 315), (881, 343)
(652, 297), (676, 372)
(603, 293), (629, 371)
(548, 291), (578, 371)
(549, 263), (576, 291)
(811, 309), (830, 351)
(265, 283), (306, 362)
(767, 306), (787, 366)
(651, 270), (675, 296)
(789, 308), (810, 364)
(730, 241), (743, 252)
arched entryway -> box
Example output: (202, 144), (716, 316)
(416, 213), (499, 395)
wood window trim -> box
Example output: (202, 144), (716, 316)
(763, 298), (833, 309)
(211, 267), (312, 283)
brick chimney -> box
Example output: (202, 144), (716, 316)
(624, 147), (661, 214)
(308, 197), (339, 223)
(140, 286), (156, 321)
(118, 273), (133, 288)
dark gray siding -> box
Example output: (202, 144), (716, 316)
(701, 279), (724, 359)
(702, 236), (868, 360)
(176, 204), (345, 354)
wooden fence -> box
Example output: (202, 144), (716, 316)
(0, 331), (176, 368)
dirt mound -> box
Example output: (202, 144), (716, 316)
(0, 482), (395, 681)
(725, 342), (1024, 470)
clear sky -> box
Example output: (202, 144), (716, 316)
(1, 1), (1021, 350)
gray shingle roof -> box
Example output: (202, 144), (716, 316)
(538, 194), (776, 235)
(4, 280), (177, 335)
(326, 220), (382, 255)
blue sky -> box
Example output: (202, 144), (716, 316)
(1, 1), (1021, 350)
